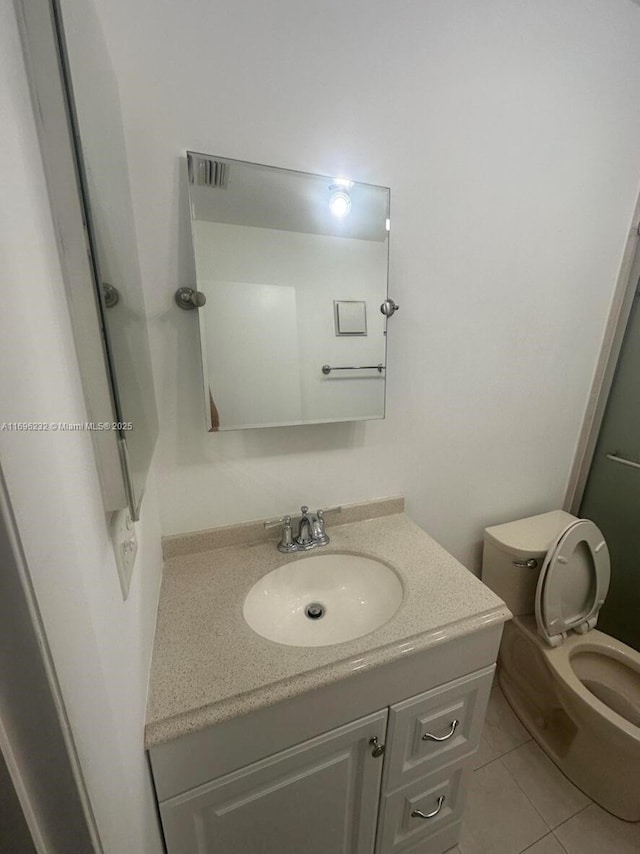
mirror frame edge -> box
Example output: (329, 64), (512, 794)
(14, 0), (134, 516)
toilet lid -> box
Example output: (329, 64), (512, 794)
(535, 519), (610, 648)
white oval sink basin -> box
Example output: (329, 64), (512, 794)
(243, 553), (403, 647)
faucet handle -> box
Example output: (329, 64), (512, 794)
(264, 514), (292, 529)
(312, 506), (342, 546)
(264, 515), (297, 553)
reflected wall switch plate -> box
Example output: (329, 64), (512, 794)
(334, 300), (367, 335)
(111, 508), (137, 600)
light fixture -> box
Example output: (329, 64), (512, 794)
(328, 180), (353, 218)
(329, 190), (351, 218)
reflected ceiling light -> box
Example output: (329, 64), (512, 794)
(328, 181), (353, 218)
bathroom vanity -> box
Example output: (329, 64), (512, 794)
(146, 500), (510, 853)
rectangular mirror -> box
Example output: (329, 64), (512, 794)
(186, 153), (391, 431)
(56, 0), (159, 516)
(16, 0), (159, 520)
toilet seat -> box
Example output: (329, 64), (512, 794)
(535, 519), (610, 648)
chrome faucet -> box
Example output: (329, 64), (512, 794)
(264, 505), (342, 553)
(296, 506), (315, 548)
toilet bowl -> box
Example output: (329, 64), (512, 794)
(483, 511), (640, 821)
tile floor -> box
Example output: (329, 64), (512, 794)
(446, 678), (640, 854)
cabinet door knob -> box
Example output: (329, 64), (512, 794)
(411, 795), (445, 820)
(422, 719), (459, 742)
(369, 736), (385, 758)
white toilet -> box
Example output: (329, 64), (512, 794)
(482, 510), (640, 821)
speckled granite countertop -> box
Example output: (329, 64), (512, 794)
(145, 499), (510, 748)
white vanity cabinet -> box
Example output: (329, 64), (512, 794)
(149, 647), (496, 854)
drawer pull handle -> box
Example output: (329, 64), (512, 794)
(422, 719), (459, 742)
(411, 795), (445, 820)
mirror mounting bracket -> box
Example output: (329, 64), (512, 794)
(380, 299), (399, 317)
(175, 287), (207, 310)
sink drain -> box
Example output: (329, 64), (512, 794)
(305, 602), (326, 620)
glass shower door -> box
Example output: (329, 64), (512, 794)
(579, 285), (640, 652)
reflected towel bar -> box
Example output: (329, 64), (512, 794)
(606, 452), (640, 471)
(321, 363), (385, 375)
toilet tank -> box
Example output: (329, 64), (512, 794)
(482, 510), (576, 616)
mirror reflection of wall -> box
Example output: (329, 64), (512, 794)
(187, 153), (391, 431)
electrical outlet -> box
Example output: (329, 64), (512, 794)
(111, 508), (138, 600)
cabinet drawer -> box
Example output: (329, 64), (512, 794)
(383, 665), (494, 790)
(376, 759), (471, 854)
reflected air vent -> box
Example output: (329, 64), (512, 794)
(189, 155), (229, 188)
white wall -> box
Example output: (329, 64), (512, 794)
(96, 0), (640, 568)
(0, 5), (163, 852)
